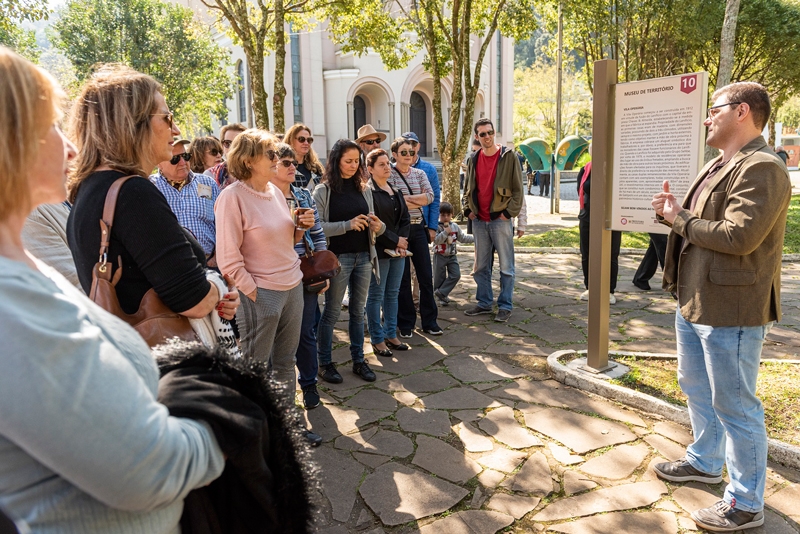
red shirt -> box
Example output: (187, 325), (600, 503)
(476, 148), (501, 221)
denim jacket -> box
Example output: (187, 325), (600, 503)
(291, 185), (327, 257)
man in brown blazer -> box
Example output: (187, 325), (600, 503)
(651, 82), (791, 532)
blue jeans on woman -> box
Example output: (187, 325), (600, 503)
(366, 256), (405, 344)
(318, 252), (372, 366)
(675, 307), (772, 512)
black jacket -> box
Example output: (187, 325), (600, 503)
(156, 342), (317, 534)
(370, 180), (411, 260)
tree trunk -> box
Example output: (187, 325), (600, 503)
(705, 0), (741, 163)
(246, 43), (270, 130)
(272, 0), (287, 133)
(717, 0), (741, 89)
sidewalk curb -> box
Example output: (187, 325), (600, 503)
(456, 247), (800, 261)
(547, 350), (800, 471)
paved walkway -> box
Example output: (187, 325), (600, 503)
(302, 251), (800, 533)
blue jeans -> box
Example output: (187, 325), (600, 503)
(472, 218), (515, 311)
(675, 308), (772, 512)
(366, 257), (404, 344)
(317, 252), (371, 366)
(296, 288), (321, 388)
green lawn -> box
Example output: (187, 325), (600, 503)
(515, 195), (800, 253)
(610, 356), (800, 446)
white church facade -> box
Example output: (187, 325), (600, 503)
(180, 0), (515, 157)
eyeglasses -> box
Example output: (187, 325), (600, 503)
(151, 111), (174, 129)
(208, 148), (221, 157)
(478, 130), (495, 138)
(707, 102), (741, 118)
(296, 136), (313, 144)
(399, 150), (417, 157)
(265, 149), (276, 160)
(278, 159), (296, 168)
(362, 138), (381, 146)
(169, 152), (191, 165)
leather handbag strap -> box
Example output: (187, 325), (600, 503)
(97, 175), (138, 272)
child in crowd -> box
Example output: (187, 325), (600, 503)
(433, 202), (474, 305)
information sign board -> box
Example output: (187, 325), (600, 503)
(609, 72), (709, 233)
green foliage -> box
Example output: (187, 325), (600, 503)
(324, 0), (418, 71)
(0, 0), (49, 33)
(513, 62), (592, 147)
(0, 21), (39, 62)
(52, 0), (232, 133)
(783, 195), (800, 254)
(777, 95), (800, 132)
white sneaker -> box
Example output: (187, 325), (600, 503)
(580, 290), (589, 301)
(609, 293), (617, 305)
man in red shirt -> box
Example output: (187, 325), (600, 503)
(461, 118), (524, 322)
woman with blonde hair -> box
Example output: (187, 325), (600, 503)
(285, 123), (324, 190)
(189, 135), (224, 174)
(215, 129), (316, 395)
(0, 46), (225, 533)
(66, 63), (239, 330)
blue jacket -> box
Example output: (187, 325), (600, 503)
(291, 185), (327, 256)
(413, 157), (440, 232)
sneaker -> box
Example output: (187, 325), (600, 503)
(653, 458), (723, 484)
(319, 363), (343, 384)
(434, 290), (449, 303)
(609, 293), (617, 305)
(494, 309), (511, 322)
(691, 500), (764, 532)
(464, 305), (492, 316)
(399, 330), (413, 339)
(353, 361), (376, 382)
(303, 429), (323, 447)
(422, 326), (443, 335)
(579, 289), (589, 301)
(302, 384), (321, 409)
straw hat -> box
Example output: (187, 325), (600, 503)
(355, 124), (387, 144)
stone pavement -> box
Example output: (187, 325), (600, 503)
(301, 251), (800, 533)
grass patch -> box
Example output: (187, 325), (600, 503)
(611, 356), (800, 446)
(514, 194), (800, 252)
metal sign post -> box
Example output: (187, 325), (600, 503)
(582, 59), (617, 373)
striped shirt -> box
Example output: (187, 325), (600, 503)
(150, 170), (220, 255)
(388, 166), (433, 223)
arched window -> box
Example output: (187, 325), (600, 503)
(236, 61), (247, 124)
(353, 95), (366, 138)
(410, 91), (427, 157)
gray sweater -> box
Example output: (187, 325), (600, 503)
(0, 256), (224, 533)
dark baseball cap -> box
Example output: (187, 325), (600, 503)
(401, 131), (420, 143)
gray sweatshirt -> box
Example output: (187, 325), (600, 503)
(433, 221), (474, 256)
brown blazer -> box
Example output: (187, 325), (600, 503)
(662, 136), (791, 326)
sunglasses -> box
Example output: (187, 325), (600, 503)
(170, 152), (191, 165)
(151, 111), (174, 129)
(362, 139), (381, 146)
(207, 148), (222, 157)
(278, 159), (296, 168)
(478, 130), (495, 138)
(398, 150), (416, 157)
(296, 136), (314, 144)
(222, 140), (233, 149)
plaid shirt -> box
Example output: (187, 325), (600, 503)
(150, 171), (220, 255)
(388, 166), (433, 222)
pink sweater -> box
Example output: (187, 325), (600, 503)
(215, 180), (302, 295)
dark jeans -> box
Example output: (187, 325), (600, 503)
(633, 233), (668, 286)
(539, 173), (550, 196)
(579, 217), (622, 293)
(296, 288), (321, 388)
(398, 224), (438, 331)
